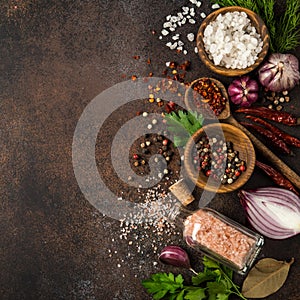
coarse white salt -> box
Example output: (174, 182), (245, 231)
(161, 29), (169, 36)
(200, 12), (206, 18)
(212, 3), (220, 9)
(203, 11), (262, 69)
(196, 1), (202, 7)
(187, 33), (194, 42)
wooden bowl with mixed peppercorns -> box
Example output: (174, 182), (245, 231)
(184, 123), (255, 193)
(196, 6), (270, 76)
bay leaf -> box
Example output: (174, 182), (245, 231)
(242, 257), (294, 298)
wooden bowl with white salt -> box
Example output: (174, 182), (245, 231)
(197, 6), (270, 76)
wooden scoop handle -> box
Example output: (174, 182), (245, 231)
(227, 115), (300, 190)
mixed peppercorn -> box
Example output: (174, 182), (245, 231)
(193, 134), (246, 185)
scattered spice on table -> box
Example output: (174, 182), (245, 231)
(264, 90), (290, 111)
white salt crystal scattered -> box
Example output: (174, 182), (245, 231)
(212, 3), (220, 9)
(194, 46), (198, 53)
(166, 15), (171, 21)
(159, 36), (162, 40)
(165, 61), (170, 67)
(177, 46), (183, 51)
(178, 40), (184, 46)
(183, 50), (188, 55)
(189, 18), (196, 24)
(200, 12), (206, 18)
(187, 33), (195, 42)
(163, 22), (172, 28)
(161, 29), (169, 36)
(170, 42), (178, 50)
(196, 1), (202, 7)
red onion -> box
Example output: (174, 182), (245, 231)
(239, 187), (300, 240)
(158, 245), (197, 274)
(228, 76), (259, 107)
(258, 53), (300, 92)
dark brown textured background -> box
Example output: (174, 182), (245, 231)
(1, 0), (299, 299)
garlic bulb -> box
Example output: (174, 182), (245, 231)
(258, 53), (300, 92)
(228, 76), (259, 107)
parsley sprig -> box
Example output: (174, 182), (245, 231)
(142, 256), (247, 300)
(164, 110), (204, 147)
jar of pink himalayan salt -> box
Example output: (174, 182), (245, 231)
(169, 206), (264, 275)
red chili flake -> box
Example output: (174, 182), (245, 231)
(149, 72), (153, 77)
(151, 29), (156, 35)
(179, 60), (191, 71)
(133, 55), (140, 60)
(131, 75), (137, 81)
(169, 61), (177, 69)
(162, 69), (168, 75)
(165, 101), (176, 113)
(121, 74), (127, 78)
(147, 58), (151, 64)
(133, 154), (139, 160)
(136, 111), (142, 116)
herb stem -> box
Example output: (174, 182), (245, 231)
(221, 270), (247, 300)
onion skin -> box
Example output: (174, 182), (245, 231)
(239, 187), (300, 240)
(258, 53), (300, 92)
(228, 76), (259, 107)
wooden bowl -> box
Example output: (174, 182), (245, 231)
(184, 123), (255, 193)
(184, 77), (230, 120)
(196, 6), (270, 76)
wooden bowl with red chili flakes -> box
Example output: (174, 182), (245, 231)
(184, 123), (255, 193)
(184, 77), (230, 120)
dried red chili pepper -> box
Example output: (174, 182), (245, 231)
(240, 122), (293, 155)
(255, 160), (299, 196)
(245, 115), (300, 148)
(236, 107), (298, 126)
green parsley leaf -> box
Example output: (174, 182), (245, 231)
(184, 287), (207, 300)
(142, 272), (184, 299)
(203, 256), (220, 270)
(192, 271), (217, 286)
(207, 281), (228, 295)
(165, 110), (203, 147)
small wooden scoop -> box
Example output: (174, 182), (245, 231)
(185, 78), (300, 190)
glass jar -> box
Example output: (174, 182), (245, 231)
(169, 206), (264, 275)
